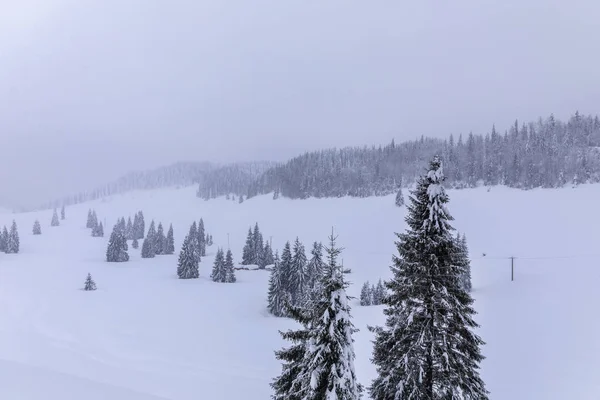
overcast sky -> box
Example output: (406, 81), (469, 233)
(1, 0), (599, 207)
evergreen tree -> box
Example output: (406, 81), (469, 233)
(457, 233), (473, 293)
(165, 224), (175, 255)
(0, 226), (8, 253)
(371, 279), (385, 306)
(118, 217), (126, 233)
(290, 238), (308, 306)
(360, 281), (372, 306)
(98, 222), (104, 237)
(198, 218), (206, 257)
(267, 251), (287, 317)
(211, 248), (227, 282)
(141, 236), (155, 258)
(32, 220), (42, 235)
(208, 234), (213, 246)
(305, 242), (325, 305)
(86, 209), (94, 228)
(263, 241), (275, 267)
(177, 234), (199, 279)
(61, 205), (66, 220)
(369, 156), (488, 400)
(147, 220), (157, 253)
(126, 217), (134, 240)
(138, 211), (146, 239)
(51, 209), (60, 227)
(92, 211), (98, 229)
(133, 213), (140, 239)
(84, 273), (97, 291)
(242, 227), (254, 265)
(297, 232), (361, 400)
(224, 249), (236, 283)
(253, 223), (264, 266)
(6, 221), (19, 254)
(278, 242), (295, 311)
(155, 223), (166, 255)
(188, 222), (200, 262)
(239, 195), (244, 203)
(132, 237), (139, 249)
(106, 224), (129, 262)
(395, 187), (405, 207)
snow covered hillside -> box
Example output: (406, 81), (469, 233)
(0, 185), (598, 399)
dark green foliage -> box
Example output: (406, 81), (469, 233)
(369, 157), (488, 400)
(177, 234), (199, 279)
(84, 273), (97, 291)
(33, 220), (42, 235)
(106, 224), (129, 262)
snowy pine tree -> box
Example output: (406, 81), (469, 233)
(360, 281), (372, 306)
(51, 208), (60, 227)
(132, 237), (139, 249)
(86, 209), (94, 228)
(211, 248), (227, 282)
(456, 233), (473, 293)
(224, 249), (236, 283)
(267, 251), (288, 317)
(6, 221), (19, 254)
(198, 218), (206, 257)
(305, 242), (325, 306)
(126, 217), (133, 240)
(290, 238), (308, 306)
(395, 186), (404, 207)
(155, 223), (166, 255)
(187, 222), (200, 262)
(91, 211), (98, 229)
(177, 234), (199, 279)
(253, 223), (264, 266)
(33, 220), (42, 235)
(84, 273), (97, 291)
(106, 224), (129, 262)
(61, 205), (66, 220)
(98, 222), (104, 237)
(141, 236), (155, 258)
(147, 220), (157, 252)
(369, 156), (488, 400)
(371, 279), (385, 306)
(165, 224), (175, 255)
(242, 227), (254, 265)
(0, 226), (8, 253)
(263, 241), (275, 267)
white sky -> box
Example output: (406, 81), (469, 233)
(1, 0), (599, 207)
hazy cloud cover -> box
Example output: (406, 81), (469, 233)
(1, 0), (599, 207)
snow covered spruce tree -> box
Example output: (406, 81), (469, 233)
(86, 209), (94, 228)
(91, 222), (104, 238)
(305, 242), (325, 306)
(61, 205), (66, 220)
(272, 232), (362, 400)
(198, 218), (206, 257)
(0, 226), (8, 253)
(155, 223), (166, 255)
(211, 248), (227, 282)
(456, 233), (473, 293)
(268, 250), (287, 317)
(187, 222), (200, 262)
(132, 237), (139, 249)
(51, 208), (60, 227)
(141, 234), (155, 258)
(32, 220), (42, 235)
(6, 221), (20, 254)
(360, 281), (372, 306)
(126, 217), (133, 240)
(369, 156), (488, 400)
(165, 224), (175, 255)
(106, 224), (129, 262)
(177, 234), (199, 279)
(395, 186), (405, 207)
(146, 220), (157, 254)
(84, 273), (97, 291)
(91, 211), (98, 229)
(263, 241), (275, 267)
(371, 279), (385, 306)
(224, 249), (236, 283)
(290, 237), (308, 307)
(133, 211), (145, 240)
(242, 227), (254, 265)
(253, 223), (264, 267)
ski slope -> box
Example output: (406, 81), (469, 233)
(0, 185), (598, 399)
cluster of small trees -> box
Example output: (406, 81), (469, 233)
(359, 280), (385, 306)
(211, 248), (236, 283)
(176, 219), (212, 279)
(0, 222), (19, 254)
(86, 209), (104, 237)
(141, 220), (175, 258)
(271, 233), (362, 399)
(267, 239), (326, 317)
(241, 223), (274, 268)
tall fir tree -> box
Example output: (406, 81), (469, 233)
(177, 234), (199, 279)
(6, 220), (20, 254)
(211, 248), (227, 282)
(198, 218), (206, 257)
(132, 237), (139, 249)
(165, 224), (175, 255)
(371, 279), (385, 306)
(86, 209), (94, 228)
(267, 250), (287, 317)
(155, 223), (166, 255)
(395, 186), (405, 207)
(98, 222), (104, 237)
(61, 205), (66, 220)
(141, 236), (155, 258)
(263, 241), (275, 267)
(224, 249), (236, 283)
(290, 237), (308, 306)
(51, 209), (60, 227)
(126, 217), (134, 240)
(147, 220), (157, 252)
(369, 156), (488, 400)
(188, 221), (200, 262)
(456, 233), (473, 293)
(360, 281), (372, 306)
(242, 227), (254, 265)
(32, 220), (42, 235)
(253, 223), (264, 266)
(91, 211), (98, 229)
(84, 273), (97, 291)
(305, 242), (325, 305)
(138, 211), (146, 239)
(133, 213), (140, 239)
(106, 224), (129, 262)
(0, 226), (8, 253)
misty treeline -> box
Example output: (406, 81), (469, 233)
(35, 112), (600, 210)
(199, 112), (600, 200)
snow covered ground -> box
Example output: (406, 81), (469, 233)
(0, 185), (598, 399)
